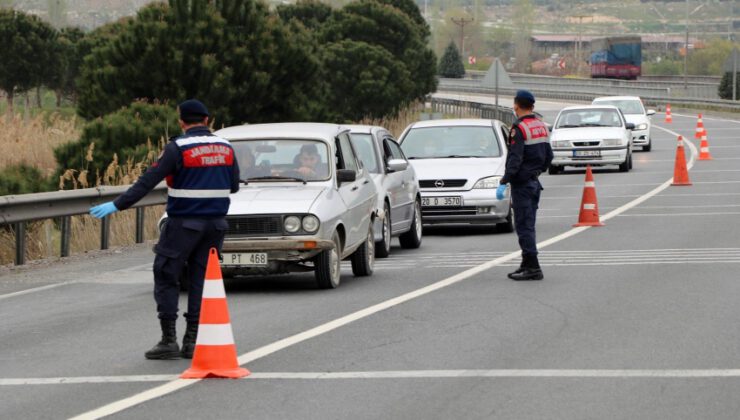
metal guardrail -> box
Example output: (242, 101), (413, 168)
(0, 184), (167, 265)
(430, 97), (518, 125)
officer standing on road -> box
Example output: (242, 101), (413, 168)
(497, 90), (553, 281)
(89, 99), (240, 359)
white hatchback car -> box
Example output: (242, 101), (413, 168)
(592, 96), (655, 151)
(398, 119), (513, 232)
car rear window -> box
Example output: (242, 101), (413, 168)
(400, 126), (502, 159)
(592, 99), (644, 115)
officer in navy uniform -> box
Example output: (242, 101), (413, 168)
(496, 90), (553, 281)
(90, 99), (240, 359)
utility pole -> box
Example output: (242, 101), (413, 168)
(572, 15), (591, 77)
(451, 17), (474, 59)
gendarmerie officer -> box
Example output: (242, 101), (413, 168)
(496, 90), (553, 281)
(89, 99), (240, 359)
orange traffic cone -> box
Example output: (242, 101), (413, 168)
(671, 136), (692, 186)
(665, 104), (672, 123)
(181, 248), (250, 379)
(694, 113), (706, 139)
(573, 165), (604, 227)
(698, 134), (713, 160)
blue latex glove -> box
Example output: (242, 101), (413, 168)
(496, 184), (507, 200)
(90, 201), (118, 218)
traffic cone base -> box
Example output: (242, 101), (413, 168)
(573, 166), (604, 227)
(180, 248), (250, 380)
(671, 136), (692, 186)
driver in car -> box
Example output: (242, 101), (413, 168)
(292, 144), (326, 179)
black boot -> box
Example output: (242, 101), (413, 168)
(181, 320), (199, 359)
(507, 255), (529, 277)
(508, 255), (544, 281)
(145, 319), (180, 360)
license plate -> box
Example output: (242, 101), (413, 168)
(220, 252), (268, 267)
(422, 196), (462, 207)
(574, 150), (601, 157)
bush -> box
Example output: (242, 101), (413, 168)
(0, 164), (47, 195)
(439, 41), (465, 78)
(718, 72), (739, 100)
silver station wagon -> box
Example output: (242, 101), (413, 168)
(348, 125), (422, 258)
(213, 123), (377, 289)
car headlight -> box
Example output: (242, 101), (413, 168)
(551, 140), (570, 148)
(636, 123), (648, 130)
(473, 176), (502, 189)
(602, 138), (624, 146)
(302, 215), (320, 233)
(284, 216), (301, 233)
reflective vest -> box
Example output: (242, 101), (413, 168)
(166, 129), (235, 217)
(517, 117), (549, 145)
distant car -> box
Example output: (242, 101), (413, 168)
(397, 118), (513, 232)
(549, 105), (635, 174)
(348, 125), (422, 258)
(160, 123), (378, 289)
(592, 96), (655, 151)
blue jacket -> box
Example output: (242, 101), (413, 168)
(500, 114), (553, 186)
(114, 126), (240, 217)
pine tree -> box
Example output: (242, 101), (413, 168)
(438, 41), (465, 78)
(718, 72), (739, 100)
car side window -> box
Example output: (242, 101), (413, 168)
(337, 133), (359, 173)
(385, 139), (406, 161)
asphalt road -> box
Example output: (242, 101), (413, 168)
(2, 99), (740, 419)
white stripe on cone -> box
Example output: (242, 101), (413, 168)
(584, 181), (595, 188)
(583, 204), (596, 210)
(197, 324), (236, 346)
(202, 280), (226, 299)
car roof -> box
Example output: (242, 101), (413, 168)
(559, 105), (621, 112)
(592, 96), (642, 102)
(407, 118), (500, 129)
(344, 124), (388, 135)
(215, 122), (347, 141)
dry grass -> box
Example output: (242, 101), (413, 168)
(0, 112), (80, 178)
(360, 102), (428, 138)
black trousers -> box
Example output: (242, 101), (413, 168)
(511, 179), (542, 263)
(153, 217), (228, 322)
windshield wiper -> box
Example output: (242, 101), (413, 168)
(444, 155), (486, 158)
(247, 175), (307, 184)
(558, 124), (581, 128)
(581, 123), (610, 127)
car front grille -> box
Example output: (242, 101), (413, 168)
(419, 179), (467, 188)
(227, 216), (282, 236)
(573, 141), (601, 147)
(422, 206), (478, 217)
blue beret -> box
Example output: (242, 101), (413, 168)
(515, 90), (535, 103)
(178, 99), (209, 120)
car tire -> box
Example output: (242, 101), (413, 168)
(619, 153), (631, 172)
(496, 207), (514, 233)
(351, 223), (374, 277)
(375, 202), (391, 258)
(315, 231), (341, 289)
(399, 199), (422, 249)
(548, 165), (561, 175)
(643, 141), (651, 152)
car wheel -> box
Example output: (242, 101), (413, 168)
(548, 165), (561, 175)
(628, 153), (633, 170)
(351, 223), (374, 277)
(496, 206), (514, 233)
(399, 199), (422, 249)
(375, 202), (391, 258)
(643, 141), (651, 152)
(619, 154), (630, 172)
(315, 231), (341, 289)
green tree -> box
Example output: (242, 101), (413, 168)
(277, 0), (333, 30)
(0, 9), (58, 114)
(321, 39), (414, 121)
(718, 72), (739, 100)
(438, 41), (465, 78)
(76, 0), (323, 126)
(0, 164), (47, 196)
(688, 39), (735, 76)
(46, 27), (85, 106)
(54, 102), (178, 187)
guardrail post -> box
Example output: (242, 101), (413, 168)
(135, 207), (145, 244)
(60, 216), (71, 257)
(14, 222), (25, 265)
(100, 216), (110, 250)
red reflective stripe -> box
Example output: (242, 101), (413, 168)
(519, 119), (548, 141)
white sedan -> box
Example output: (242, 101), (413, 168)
(592, 95), (655, 151)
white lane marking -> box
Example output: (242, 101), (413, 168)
(69, 121), (701, 420)
(19, 369), (740, 385)
(670, 113), (740, 124)
(114, 263), (152, 272)
(618, 212), (740, 217)
(0, 283), (71, 301)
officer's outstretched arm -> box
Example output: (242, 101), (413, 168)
(113, 142), (179, 211)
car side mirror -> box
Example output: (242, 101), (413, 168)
(337, 169), (356, 185)
(646, 109), (656, 116)
(625, 123), (635, 130)
(386, 159), (408, 173)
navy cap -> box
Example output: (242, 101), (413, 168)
(514, 90), (535, 104)
(178, 99), (209, 120)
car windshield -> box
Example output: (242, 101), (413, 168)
(556, 109), (623, 128)
(231, 139), (330, 181)
(400, 126), (502, 159)
(593, 99), (645, 115)
(350, 133), (380, 174)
